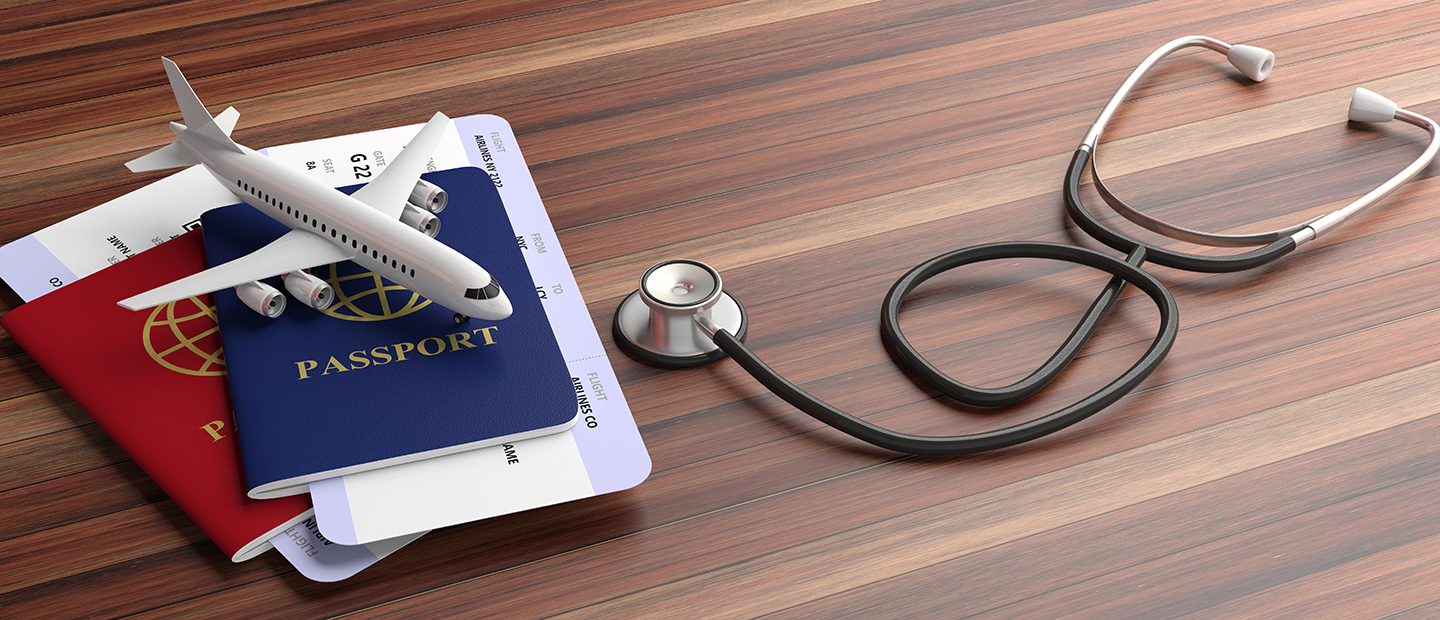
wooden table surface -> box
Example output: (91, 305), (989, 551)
(6, 1), (1440, 618)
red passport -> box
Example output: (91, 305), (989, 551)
(1, 230), (310, 561)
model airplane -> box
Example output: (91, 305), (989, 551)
(117, 58), (512, 323)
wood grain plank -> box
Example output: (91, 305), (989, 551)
(0, 0), (333, 63)
(0, 422), (128, 493)
(0, 0), (181, 36)
(0, 0), (887, 156)
(5, 1), (1440, 617)
(0, 459), (162, 542)
(0, 0), (730, 125)
(768, 413), (1440, 619)
(0, 350), (57, 404)
(0, 390), (85, 446)
(0, 499), (206, 594)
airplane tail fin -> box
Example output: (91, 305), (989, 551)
(126, 58), (245, 173)
(161, 58), (242, 151)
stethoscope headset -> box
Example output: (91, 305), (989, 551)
(613, 36), (1439, 456)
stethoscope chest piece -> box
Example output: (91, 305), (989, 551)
(614, 259), (748, 367)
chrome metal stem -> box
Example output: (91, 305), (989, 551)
(1081, 36), (1230, 150)
(1293, 108), (1440, 245)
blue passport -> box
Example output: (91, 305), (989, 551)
(204, 167), (578, 499)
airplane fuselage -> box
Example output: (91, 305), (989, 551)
(172, 122), (512, 320)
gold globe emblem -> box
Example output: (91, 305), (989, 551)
(143, 297), (226, 377)
(312, 263), (430, 322)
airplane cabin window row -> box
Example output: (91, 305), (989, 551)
(236, 179), (419, 279)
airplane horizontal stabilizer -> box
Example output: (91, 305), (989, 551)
(125, 108), (241, 173)
(213, 106), (240, 136)
(118, 228), (352, 311)
(126, 141), (199, 172)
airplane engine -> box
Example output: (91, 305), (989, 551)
(408, 179), (447, 213)
(281, 270), (334, 310)
(234, 280), (286, 318)
(400, 204), (441, 238)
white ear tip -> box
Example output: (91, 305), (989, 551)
(1227, 44), (1275, 81)
(1349, 88), (1398, 122)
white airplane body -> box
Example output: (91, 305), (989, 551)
(118, 58), (512, 322)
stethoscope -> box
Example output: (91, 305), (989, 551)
(613, 36), (1439, 456)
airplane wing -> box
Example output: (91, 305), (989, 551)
(349, 112), (451, 220)
(118, 228), (352, 310)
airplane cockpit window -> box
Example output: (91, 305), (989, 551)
(464, 277), (502, 300)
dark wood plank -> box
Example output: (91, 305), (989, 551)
(4, 0), (1440, 618)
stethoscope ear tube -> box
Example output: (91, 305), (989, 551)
(1063, 148), (1298, 273)
(707, 242), (1178, 456)
(1073, 36), (1437, 263)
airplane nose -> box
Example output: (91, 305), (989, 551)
(491, 290), (513, 319)
(471, 289), (512, 321)
(462, 276), (511, 319)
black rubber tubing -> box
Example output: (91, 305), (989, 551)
(709, 241), (1179, 456)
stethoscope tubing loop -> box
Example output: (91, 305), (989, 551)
(709, 241), (1179, 456)
(883, 242), (1174, 405)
